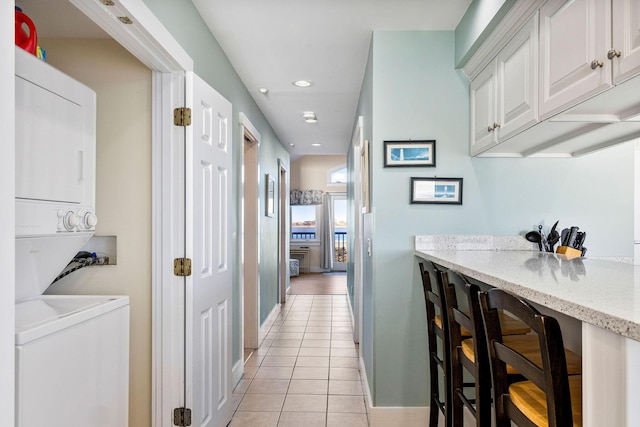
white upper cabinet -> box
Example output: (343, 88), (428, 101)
(470, 62), (497, 155)
(612, 0), (640, 84)
(465, 0), (640, 157)
(497, 14), (539, 141)
(539, 0), (611, 120)
(470, 14), (538, 156)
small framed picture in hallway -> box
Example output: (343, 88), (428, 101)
(266, 174), (275, 217)
(384, 140), (436, 167)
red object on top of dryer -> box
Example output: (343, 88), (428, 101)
(15, 6), (38, 55)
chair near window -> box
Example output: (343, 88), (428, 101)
(479, 287), (583, 427)
(419, 261), (472, 427)
(442, 270), (533, 427)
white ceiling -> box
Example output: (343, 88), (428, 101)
(18, 0), (472, 158)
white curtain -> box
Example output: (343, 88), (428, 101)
(321, 193), (334, 270)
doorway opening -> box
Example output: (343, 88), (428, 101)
(241, 116), (260, 354)
(332, 194), (347, 271)
(278, 161), (288, 304)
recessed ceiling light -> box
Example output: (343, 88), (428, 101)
(258, 88), (269, 94)
(302, 111), (318, 123)
(293, 80), (313, 88)
(311, 143), (322, 147)
(289, 143), (295, 147)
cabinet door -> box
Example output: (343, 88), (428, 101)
(539, 0), (611, 119)
(470, 62), (497, 156)
(612, 0), (640, 84)
(496, 13), (538, 142)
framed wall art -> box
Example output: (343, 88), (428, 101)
(410, 177), (463, 205)
(266, 174), (275, 217)
(384, 140), (435, 167)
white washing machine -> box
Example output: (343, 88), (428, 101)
(14, 47), (130, 427)
(15, 295), (129, 427)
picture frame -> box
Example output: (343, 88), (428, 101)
(410, 177), (463, 205)
(266, 174), (275, 217)
(384, 140), (436, 167)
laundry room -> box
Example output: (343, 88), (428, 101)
(15, 1), (153, 425)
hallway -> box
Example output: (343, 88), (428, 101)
(229, 294), (368, 426)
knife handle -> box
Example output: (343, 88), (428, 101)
(567, 227), (579, 248)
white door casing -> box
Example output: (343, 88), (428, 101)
(186, 72), (233, 427)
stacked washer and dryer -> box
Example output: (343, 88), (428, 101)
(14, 46), (129, 427)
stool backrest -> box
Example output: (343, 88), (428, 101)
(444, 270), (492, 427)
(419, 261), (443, 340)
(480, 288), (573, 427)
(418, 261), (451, 427)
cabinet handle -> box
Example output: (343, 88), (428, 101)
(607, 49), (621, 60)
(493, 122), (501, 130)
(591, 59), (604, 69)
(488, 126), (494, 133)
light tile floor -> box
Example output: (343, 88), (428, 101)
(229, 294), (369, 427)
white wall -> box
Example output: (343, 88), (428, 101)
(1, 2), (15, 423)
(41, 38), (152, 427)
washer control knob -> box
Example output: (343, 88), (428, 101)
(63, 210), (80, 231)
(84, 212), (98, 229)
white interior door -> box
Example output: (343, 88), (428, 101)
(185, 72), (233, 427)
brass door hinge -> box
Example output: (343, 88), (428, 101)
(174, 107), (192, 126)
(174, 258), (192, 276)
(173, 407), (192, 426)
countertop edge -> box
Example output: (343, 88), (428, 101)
(415, 249), (640, 342)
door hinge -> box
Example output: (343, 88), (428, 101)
(174, 258), (192, 276)
(173, 407), (192, 426)
(174, 107), (192, 126)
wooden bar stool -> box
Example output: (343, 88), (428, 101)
(419, 261), (472, 427)
(480, 288), (582, 427)
(419, 261), (451, 427)
(442, 270), (533, 427)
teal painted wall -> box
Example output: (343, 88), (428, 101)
(142, 0), (290, 363)
(353, 39), (375, 397)
(454, 0), (515, 68)
(362, 30), (633, 407)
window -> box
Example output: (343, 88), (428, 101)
(328, 165), (347, 185)
(291, 205), (317, 240)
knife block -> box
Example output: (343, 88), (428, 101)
(556, 246), (582, 258)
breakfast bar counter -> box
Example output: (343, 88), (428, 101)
(414, 249), (640, 341)
(415, 245), (640, 427)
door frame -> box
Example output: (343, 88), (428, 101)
(329, 192), (348, 271)
(239, 113), (261, 351)
(277, 159), (289, 303)
(69, 1), (192, 425)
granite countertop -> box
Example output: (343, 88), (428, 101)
(415, 249), (640, 342)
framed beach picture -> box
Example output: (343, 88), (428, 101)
(410, 177), (463, 205)
(266, 174), (275, 217)
(383, 140), (435, 167)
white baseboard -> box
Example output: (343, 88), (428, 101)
(369, 406), (430, 427)
(232, 358), (244, 390)
(359, 357), (433, 427)
(257, 302), (281, 346)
